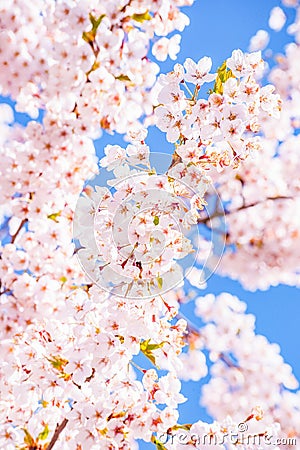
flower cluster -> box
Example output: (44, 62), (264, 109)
(195, 292), (300, 444)
(209, 136), (300, 290)
(0, 284), (288, 450)
(0, 1), (299, 449)
(194, 3), (300, 290)
(154, 49), (281, 169)
(74, 130), (211, 298)
(0, 112), (97, 338)
(0, 286), (184, 448)
(0, 0), (193, 133)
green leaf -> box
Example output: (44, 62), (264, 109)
(212, 60), (234, 95)
(157, 276), (163, 289)
(82, 13), (105, 43)
(22, 428), (35, 446)
(147, 342), (165, 351)
(140, 340), (165, 368)
(47, 212), (61, 222)
(115, 74), (131, 82)
(48, 355), (68, 372)
(89, 13), (105, 30)
(131, 11), (152, 22)
(153, 216), (159, 226)
(151, 435), (167, 450)
(38, 424), (50, 441)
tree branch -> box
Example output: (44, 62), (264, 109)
(11, 218), (28, 244)
(219, 352), (240, 369)
(46, 418), (68, 450)
(197, 195), (293, 225)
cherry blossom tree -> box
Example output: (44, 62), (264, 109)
(0, 1), (299, 449)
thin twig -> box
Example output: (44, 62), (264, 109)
(0, 288), (10, 296)
(219, 352), (240, 369)
(11, 218), (28, 244)
(198, 195), (293, 225)
(46, 418), (68, 450)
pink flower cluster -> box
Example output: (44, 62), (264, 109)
(0, 0), (193, 133)
(154, 49), (281, 169)
(211, 136), (300, 290)
(198, 3), (300, 290)
(0, 285), (189, 449)
(0, 1), (299, 449)
(75, 129), (211, 298)
(0, 111), (97, 337)
(195, 292), (300, 445)
(0, 283), (288, 449)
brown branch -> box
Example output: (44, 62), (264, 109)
(167, 151), (182, 171)
(219, 352), (240, 369)
(0, 288), (10, 296)
(120, 0), (133, 12)
(197, 195), (293, 225)
(11, 218), (28, 244)
(46, 418), (68, 450)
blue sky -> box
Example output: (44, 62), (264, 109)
(1, 0), (299, 447)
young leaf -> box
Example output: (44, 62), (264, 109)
(47, 212), (61, 222)
(22, 428), (35, 446)
(115, 74), (131, 82)
(212, 60), (235, 95)
(155, 441), (167, 450)
(147, 342), (165, 351)
(89, 13), (105, 31)
(140, 339), (151, 353)
(48, 355), (68, 372)
(153, 216), (159, 226)
(140, 340), (165, 367)
(151, 435), (167, 450)
(83, 13), (105, 43)
(82, 31), (95, 44)
(157, 276), (163, 289)
(38, 424), (50, 441)
(131, 11), (152, 23)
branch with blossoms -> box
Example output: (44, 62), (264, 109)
(46, 418), (68, 450)
(153, 49), (280, 169)
(1, 283), (299, 449)
(1, 0), (300, 449)
(0, 0), (191, 133)
(0, 47), (287, 450)
(197, 194), (293, 224)
(10, 218), (28, 244)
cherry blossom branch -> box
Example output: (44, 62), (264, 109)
(46, 418), (68, 450)
(219, 352), (240, 369)
(0, 288), (10, 296)
(120, 0), (133, 12)
(198, 195), (293, 225)
(10, 218), (28, 244)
